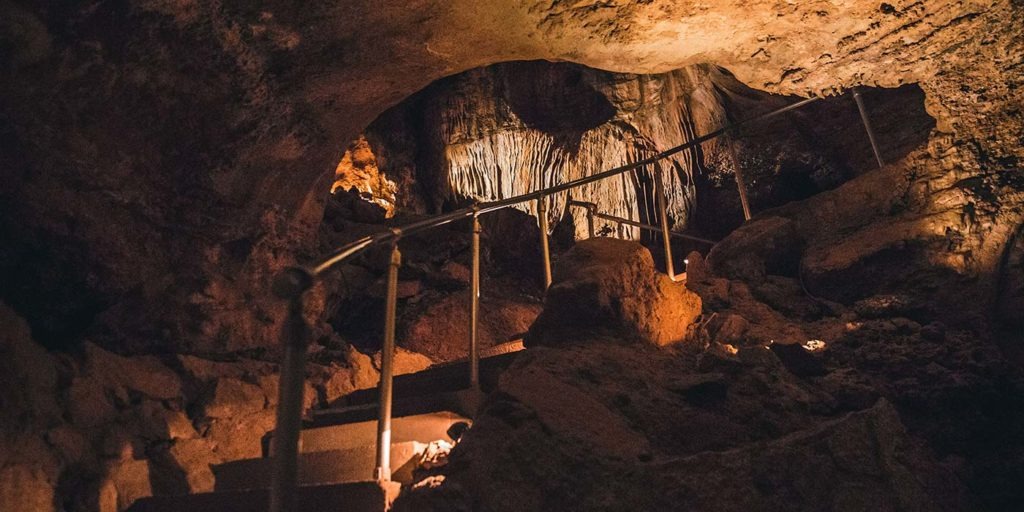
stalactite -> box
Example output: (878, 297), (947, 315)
(407, 63), (726, 240)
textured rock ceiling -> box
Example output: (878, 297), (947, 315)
(0, 0), (1020, 352)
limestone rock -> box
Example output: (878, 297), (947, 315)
(176, 355), (275, 384)
(66, 376), (118, 429)
(373, 347), (434, 376)
(402, 294), (541, 361)
(706, 216), (804, 283)
(320, 347), (380, 404)
(653, 400), (963, 511)
(132, 401), (197, 441)
(0, 464), (55, 512)
(0, 304), (60, 426)
(165, 438), (218, 493)
(83, 343), (182, 401)
(100, 459), (152, 512)
(200, 378), (266, 419)
(527, 238), (702, 346)
(205, 409), (277, 462)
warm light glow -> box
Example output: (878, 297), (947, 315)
(803, 339), (827, 352)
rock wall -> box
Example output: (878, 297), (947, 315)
(350, 62), (932, 243)
(1, 0), (1018, 355)
(0, 303), (426, 511)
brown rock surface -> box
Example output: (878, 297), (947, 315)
(402, 294), (541, 362)
(396, 338), (964, 511)
(527, 238), (702, 346)
(1, 0), (1018, 355)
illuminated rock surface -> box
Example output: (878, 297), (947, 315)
(1, 0), (1023, 510)
(527, 238), (702, 347)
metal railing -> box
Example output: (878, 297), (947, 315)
(267, 89), (886, 511)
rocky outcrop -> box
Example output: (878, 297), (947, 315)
(1, 0), (1016, 357)
(399, 245), (1024, 510)
(0, 303), (401, 511)
(352, 62), (931, 243)
(651, 401), (960, 511)
(395, 339), (965, 511)
(527, 238), (701, 347)
(321, 191), (544, 362)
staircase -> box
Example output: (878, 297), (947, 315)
(128, 347), (521, 512)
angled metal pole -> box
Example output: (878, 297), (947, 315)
(653, 168), (676, 280)
(269, 269), (314, 512)
(469, 209), (481, 389)
(586, 204), (596, 238)
(853, 87), (885, 168)
(374, 241), (401, 481)
(729, 141), (753, 221)
(537, 195), (552, 289)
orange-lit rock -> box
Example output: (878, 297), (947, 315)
(402, 294), (541, 362)
(332, 135), (397, 217)
(527, 238), (702, 347)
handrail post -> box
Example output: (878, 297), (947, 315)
(469, 208), (481, 389)
(269, 268), (314, 512)
(653, 169), (675, 280)
(537, 195), (552, 289)
(853, 87), (885, 168)
(373, 240), (401, 481)
(586, 204), (596, 238)
(729, 141), (753, 221)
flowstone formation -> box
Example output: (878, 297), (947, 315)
(340, 61), (931, 242)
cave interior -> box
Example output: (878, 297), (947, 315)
(1, 1), (1023, 511)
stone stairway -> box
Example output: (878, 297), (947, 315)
(127, 346), (521, 512)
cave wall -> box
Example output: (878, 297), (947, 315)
(0, 0), (1021, 355)
(351, 62), (933, 243)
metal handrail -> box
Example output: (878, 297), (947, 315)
(567, 201), (717, 245)
(303, 95), (821, 281)
(265, 91), (889, 511)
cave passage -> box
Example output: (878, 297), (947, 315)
(319, 62), (937, 358)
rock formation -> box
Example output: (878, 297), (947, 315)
(0, 302), (419, 511)
(345, 62), (932, 243)
(2, 0), (1023, 510)
(0, 0), (1017, 357)
(526, 238), (701, 347)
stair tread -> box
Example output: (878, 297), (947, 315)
(127, 480), (400, 512)
(311, 390), (470, 426)
(300, 410), (469, 452)
(215, 443), (425, 491)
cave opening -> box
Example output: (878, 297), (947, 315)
(317, 60), (935, 360)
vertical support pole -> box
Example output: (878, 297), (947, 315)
(586, 204), (596, 238)
(269, 269), (313, 512)
(729, 141), (753, 221)
(853, 87), (885, 168)
(374, 242), (401, 481)
(537, 195), (552, 289)
(469, 210), (481, 389)
(653, 169), (676, 280)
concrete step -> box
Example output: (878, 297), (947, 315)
(309, 389), (481, 428)
(127, 480), (400, 512)
(215, 442), (424, 491)
(298, 410), (469, 454)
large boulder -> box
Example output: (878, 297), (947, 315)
(706, 216), (804, 283)
(526, 238), (701, 347)
(402, 294), (541, 361)
(652, 400), (963, 511)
